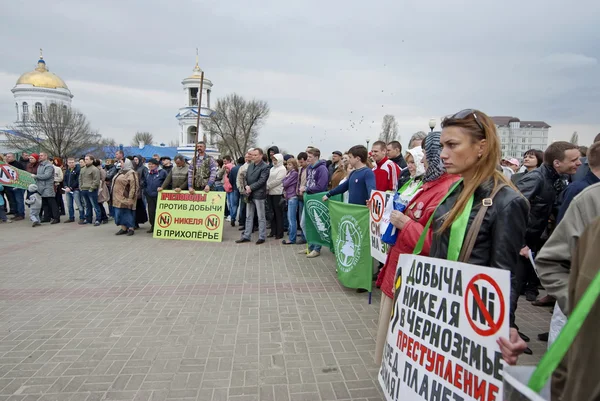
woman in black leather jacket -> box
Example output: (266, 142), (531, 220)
(430, 109), (530, 365)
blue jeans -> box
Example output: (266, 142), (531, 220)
(81, 189), (101, 223)
(287, 196), (298, 243)
(299, 200), (319, 251)
(11, 188), (25, 217)
(227, 191), (239, 222)
(66, 190), (85, 221)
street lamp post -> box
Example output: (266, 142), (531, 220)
(429, 118), (437, 132)
(366, 139), (370, 149)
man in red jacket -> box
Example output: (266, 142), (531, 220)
(371, 141), (400, 192)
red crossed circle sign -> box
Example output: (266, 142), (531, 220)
(370, 192), (385, 223)
(464, 274), (505, 336)
(0, 165), (18, 185)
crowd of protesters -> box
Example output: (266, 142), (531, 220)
(2, 109), (600, 398)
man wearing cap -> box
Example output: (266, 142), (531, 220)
(328, 151), (343, 180)
(507, 158), (520, 174)
(160, 157), (173, 174)
(144, 159), (167, 233)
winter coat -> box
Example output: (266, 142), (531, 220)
(551, 212), (600, 401)
(135, 164), (148, 199)
(376, 173), (460, 298)
(53, 165), (63, 184)
(25, 189), (42, 211)
(144, 168), (167, 198)
(283, 169), (299, 200)
(79, 165), (100, 191)
(26, 162), (38, 175)
(245, 161), (270, 200)
(111, 170), (139, 210)
(97, 168), (110, 203)
(516, 163), (563, 250)
(161, 165), (188, 190)
(329, 165), (346, 190)
(556, 170), (600, 224)
(267, 154), (286, 195)
(63, 165), (81, 191)
(536, 183), (600, 315)
(35, 160), (56, 197)
(305, 160), (329, 194)
(237, 163), (250, 191)
(229, 165), (240, 192)
(429, 178), (529, 327)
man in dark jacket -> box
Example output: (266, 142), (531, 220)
(63, 158), (85, 223)
(516, 141), (581, 302)
(5, 153), (25, 220)
(386, 141), (411, 187)
(236, 148), (270, 244)
(300, 148), (329, 258)
(144, 159), (167, 233)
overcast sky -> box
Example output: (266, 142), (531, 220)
(1, 0), (599, 155)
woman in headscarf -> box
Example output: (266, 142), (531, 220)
(374, 131), (461, 365)
(396, 146), (426, 204)
(132, 155), (148, 228)
(110, 159), (138, 236)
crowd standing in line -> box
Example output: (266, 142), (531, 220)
(2, 111), (600, 399)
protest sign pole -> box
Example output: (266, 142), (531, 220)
(191, 48), (205, 186)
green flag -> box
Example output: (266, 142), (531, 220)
(328, 200), (372, 292)
(0, 161), (35, 190)
(303, 191), (341, 248)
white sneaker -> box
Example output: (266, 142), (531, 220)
(225, 216), (231, 222)
(298, 249), (308, 254)
(306, 250), (320, 258)
(0, 219), (12, 223)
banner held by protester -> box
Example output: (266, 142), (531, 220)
(379, 254), (510, 401)
(304, 191), (341, 248)
(153, 190), (226, 242)
(329, 200), (372, 292)
(369, 190), (393, 263)
(0, 161), (35, 190)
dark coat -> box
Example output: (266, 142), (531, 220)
(516, 164), (562, 249)
(63, 165), (81, 190)
(246, 161), (270, 200)
(429, 179), (529, 327)
(144, 169), (167, 197)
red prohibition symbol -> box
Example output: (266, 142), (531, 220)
(464, 273), (505, 336)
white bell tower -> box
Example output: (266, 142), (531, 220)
(175, 50), (219, 158)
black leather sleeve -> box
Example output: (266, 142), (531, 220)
(490, 194), (530, 327)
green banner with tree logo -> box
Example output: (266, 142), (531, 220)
(303, 191), (341, 248)
(328, 200), (372, 292)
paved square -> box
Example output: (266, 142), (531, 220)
(0, 218), (552, 400)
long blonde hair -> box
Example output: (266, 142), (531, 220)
(439, 109), (514, 232)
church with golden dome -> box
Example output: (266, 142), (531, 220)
(12, 49), (73, 122)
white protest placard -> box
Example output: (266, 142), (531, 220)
(369, 190), (393, 263)
(379, 254), (511, 401)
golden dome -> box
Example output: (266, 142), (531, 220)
(15, 53), (68, 89)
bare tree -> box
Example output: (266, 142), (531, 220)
(131, 131), (154, 147)
(167, 140), (179, 147)
(379, 114), (399, 143)
(201, 93), (269, 159)
(7, 103), (101, 158)
(570, 131), (579, 146)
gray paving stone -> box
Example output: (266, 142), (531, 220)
(0, 221), (551, 400)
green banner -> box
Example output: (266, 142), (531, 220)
(328, 200), (372, 292)
(303, 191), (341, 248)
(0, 161), (35, 190)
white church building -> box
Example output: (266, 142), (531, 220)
(175, 53), (219, 159)
(0, 51), (74, 153)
